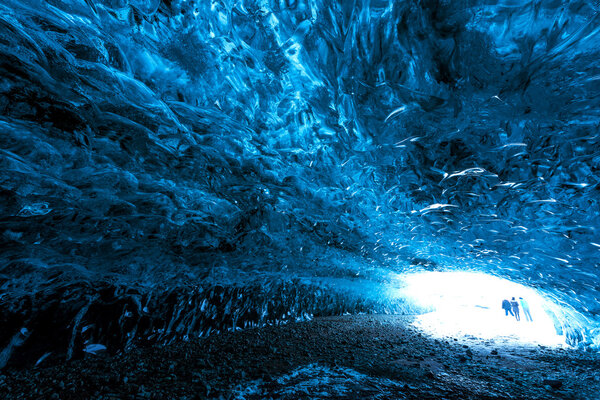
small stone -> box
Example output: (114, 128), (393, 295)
(491, 349), (498, 355)
(543, 379), (563, 389)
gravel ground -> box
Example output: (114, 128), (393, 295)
(1, 314), (599, 399)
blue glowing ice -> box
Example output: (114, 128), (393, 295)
(0, 0), (599, 366)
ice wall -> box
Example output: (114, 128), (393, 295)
(1, 0), (599, 366)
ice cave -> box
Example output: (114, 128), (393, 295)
(1, 0), (600, 398)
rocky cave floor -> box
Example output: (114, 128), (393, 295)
(1, 315), (599, 399)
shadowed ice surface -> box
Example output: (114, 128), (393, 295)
(1, 0), (600, 366)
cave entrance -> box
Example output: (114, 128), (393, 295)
(396, 271), (566, 346)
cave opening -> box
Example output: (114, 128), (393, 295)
(393, 271), (578, 347)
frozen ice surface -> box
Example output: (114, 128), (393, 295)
(234, 363), (409, 399)
(0, 0), (599, 365)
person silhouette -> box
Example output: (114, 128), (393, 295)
(519, 297), (532, 322)
(502, 299), (514, 316)
(510, 297), (520, 321)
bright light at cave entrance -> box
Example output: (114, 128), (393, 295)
(395, 271), (566, 347)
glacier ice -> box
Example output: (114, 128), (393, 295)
(0, 0), (599, 366)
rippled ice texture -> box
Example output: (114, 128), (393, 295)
(1, 0), (600, 364)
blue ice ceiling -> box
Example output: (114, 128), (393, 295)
(1, 0), (599, 364)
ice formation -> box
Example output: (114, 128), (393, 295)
(0, 0), (599, 366)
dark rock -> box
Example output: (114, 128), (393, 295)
(543, 379), (563, 389)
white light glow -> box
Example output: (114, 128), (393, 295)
(394, 271), (566, 346)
